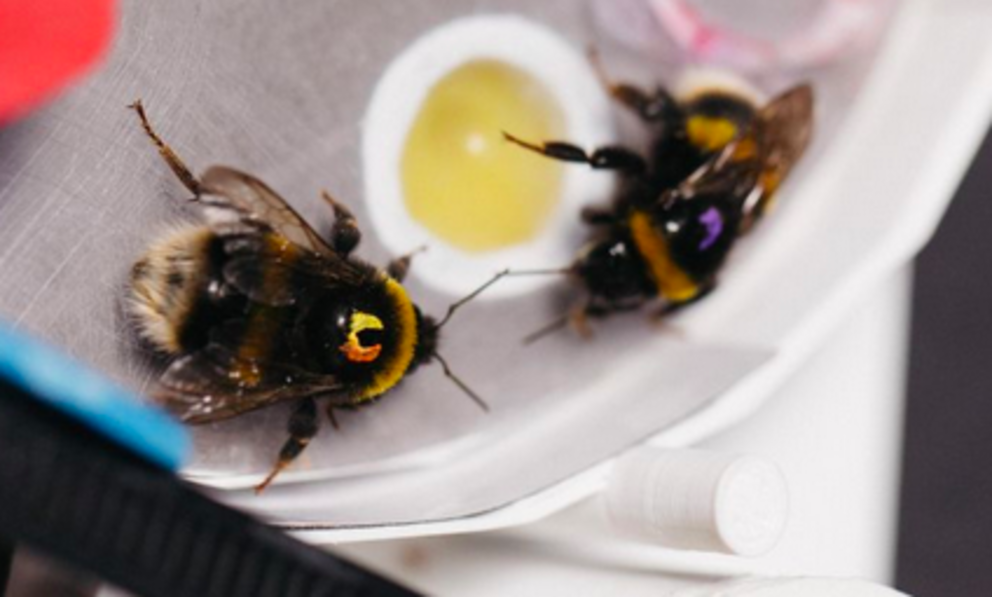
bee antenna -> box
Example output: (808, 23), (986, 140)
(435, 268), (571, 329)
(433, 352), (489, 413)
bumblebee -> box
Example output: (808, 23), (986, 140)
(127, 101), (493, 492)
(504, 69), (813, 333)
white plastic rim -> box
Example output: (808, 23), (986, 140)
(362, 14), (615, 299)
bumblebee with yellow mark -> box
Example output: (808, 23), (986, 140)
(504, 63), (813, 334)
(127, 101), (496, 493)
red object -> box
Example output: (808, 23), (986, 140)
(0, 0), (115, 124)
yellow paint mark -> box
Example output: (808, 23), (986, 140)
(339, 311), (384, 363)
(402, 60), (565, 252)
(687, 116), (738, 153)
(629, 211), (699, 303)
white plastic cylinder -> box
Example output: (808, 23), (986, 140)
(604, 448), (789, 556)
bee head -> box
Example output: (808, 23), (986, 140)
(412, 308), (439, 370)
(575, 236), (653, 303)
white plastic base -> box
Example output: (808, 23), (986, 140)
(333, 267), (912, 592)
(695, 267), (911, 581)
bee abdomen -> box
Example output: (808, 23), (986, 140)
(129, 225), (217, 354)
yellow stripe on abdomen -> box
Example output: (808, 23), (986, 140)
(628, 211), (699, 303)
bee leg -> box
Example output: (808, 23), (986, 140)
(571, 301), (619, 338)
(255, 397), (319, 494)
(587, 49), (678, 124)
(320, 190), (361, 257)
(580, 205), (618, 226)
(578, 302), (627, 338)
(570, 305), (594, 339)
(503, 132), (647, 175)
(128, 100), (203, 198)
(612, 85), (678, 125)
(653, 280), (717, 319)
(324, 403), (341, 431)
(524, 301), (614, 344)
(651, 305), (688, 339)
(386, 246), (427, 282)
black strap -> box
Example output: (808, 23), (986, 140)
(0, 380), (419, 597)
(0, 539), (11, 596)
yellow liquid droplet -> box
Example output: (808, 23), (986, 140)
(402, 60), (565, 252)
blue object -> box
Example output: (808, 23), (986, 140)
(0, 321), (190, 470)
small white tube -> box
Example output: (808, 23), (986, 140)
(604, 447), (789, 556)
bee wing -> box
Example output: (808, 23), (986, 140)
(191, 166), (372, 305)
(669, 132), (762, 204)
(219, 233), (371, 307)
(759, 83), (814, 175)
(738, 84), (814, 231)
(155, 343), (348, 424)
(671, 83), (814, 229)
(198, 165), (337, 258)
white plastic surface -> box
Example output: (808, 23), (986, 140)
(336, 268), (911, 591)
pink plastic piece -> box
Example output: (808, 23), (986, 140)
(598, 0), (893, 74)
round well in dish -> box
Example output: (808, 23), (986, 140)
(363, 14), (615, 298)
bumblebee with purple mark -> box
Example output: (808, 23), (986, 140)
(126, 101), (499, 493)
(504, 61), (814, 337)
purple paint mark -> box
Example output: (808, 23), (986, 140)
(698, 207), (724, 250)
